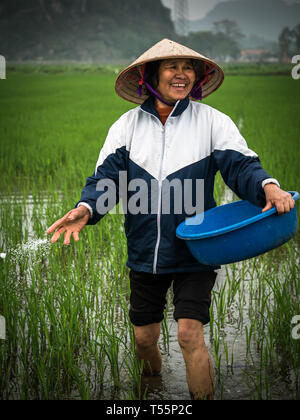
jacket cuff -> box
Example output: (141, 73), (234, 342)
(262, 178), (280, 189)
(77, 202), (93, 218)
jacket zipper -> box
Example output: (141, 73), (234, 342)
(140, 102), (179, 274)
(153, 125), (165, 274)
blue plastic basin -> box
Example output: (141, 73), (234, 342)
(176, 191), (299, 265)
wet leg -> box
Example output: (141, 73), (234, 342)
(134, 322), (162, 375)
(178, 318), (214, 400)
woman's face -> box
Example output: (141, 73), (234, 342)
(156, 58), (196, 104)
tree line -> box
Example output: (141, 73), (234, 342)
(279, 23), (300, 62)
(183, 19), (300, 62)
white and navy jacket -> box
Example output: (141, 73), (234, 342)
(77, 96), (277, 274)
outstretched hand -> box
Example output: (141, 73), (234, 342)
(262, 184), (295, 215)
(46, 206), (90, 245)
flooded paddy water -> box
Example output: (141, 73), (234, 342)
(0, 192), (299, 400)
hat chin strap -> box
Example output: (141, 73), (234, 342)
(144, 81), (204, 105)
(144, 81), (176, 107)
(137, 63), (176, 106)
(138, 79), (203, 105)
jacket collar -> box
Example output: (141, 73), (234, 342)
(140, 95), (190, 119)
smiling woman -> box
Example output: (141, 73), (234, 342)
(46, 38), (295, 401)
(156, 59), (196, 106)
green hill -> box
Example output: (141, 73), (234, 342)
(0, 0), (175, 62)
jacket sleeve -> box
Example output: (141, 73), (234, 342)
(75, 115), (128, 225)
(212, 111), (273, 207)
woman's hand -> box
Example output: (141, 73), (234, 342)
(262, 184), (295, 215)
(46, 206), (91, 245)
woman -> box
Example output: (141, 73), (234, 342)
(47, 39), (294, 399)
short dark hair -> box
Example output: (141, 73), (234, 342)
(145, 60), (161, 90)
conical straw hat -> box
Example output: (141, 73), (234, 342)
(115, 38), (224, 105)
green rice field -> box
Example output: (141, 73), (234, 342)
(0, 65), (299, 400)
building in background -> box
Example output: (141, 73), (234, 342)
(240, 49), (279, 62)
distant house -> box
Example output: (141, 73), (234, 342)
(239, 49), (278, 62)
